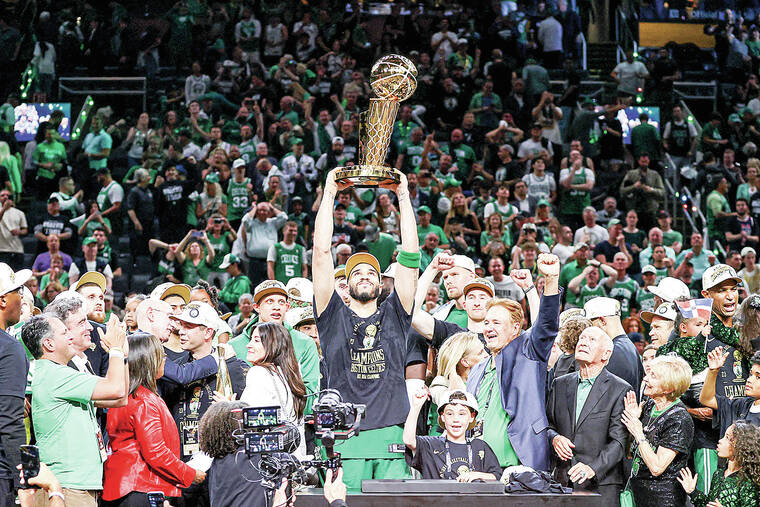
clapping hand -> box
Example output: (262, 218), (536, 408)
(677, 468), (698, 494)
(621, 391), (644, 438)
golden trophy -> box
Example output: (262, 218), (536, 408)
(335, 54), (418, 186)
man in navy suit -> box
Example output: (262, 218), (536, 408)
(467, 253), (561, 471)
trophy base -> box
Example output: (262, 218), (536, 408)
(334, 165), (399, 188)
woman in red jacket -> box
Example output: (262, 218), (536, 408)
(103, 332), (205, 505)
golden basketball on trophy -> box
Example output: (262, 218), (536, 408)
(334, 54), (418, 187)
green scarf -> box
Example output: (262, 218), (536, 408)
(710, 314), (742, 351)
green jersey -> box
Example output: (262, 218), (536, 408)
(227, 178), (252, 221)
(562, 168), (591, 215)
(654, 266), (669, 284)
(182, 257), (210, 286)
(603, 276), (639, 318)
(441, 143), (477, 180)
(578, 282), (608, 307)
(344, 205), (365, 225)
(636, 288), (656, 314)
(239, 140), (257, 163)
(399, 140), (425, 172)
(97, 181), (123, 212)
(33, 141), (67, 180)
(270, 242), (305, 284)
(662, 229), (683, 248)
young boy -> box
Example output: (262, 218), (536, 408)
(701, 348), (760, 436)
(403, 388), (502, 482)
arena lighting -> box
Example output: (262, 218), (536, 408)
(70, 95), (94, 141)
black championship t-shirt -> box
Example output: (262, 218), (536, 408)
(432, 319), (485, 350)
(208, 450), (266, 507)
(715, 395), (760, 438)
(160, 350), (248, 460)
(405, 436), (502, 480)
(705, 336), (749, 400)
(316, 290), (411, 430)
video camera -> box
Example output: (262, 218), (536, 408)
(246, 390), (365, 494)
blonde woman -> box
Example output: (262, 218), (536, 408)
(429, 332), (487, 434)
(622, 355), (695, 507)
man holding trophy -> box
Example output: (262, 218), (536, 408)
(313, 55), (421, 490)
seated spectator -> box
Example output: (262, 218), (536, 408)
(32, 235), (72, 278)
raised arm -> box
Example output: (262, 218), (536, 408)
(161, 354), (218, 385)
(390, 170), (420, 313)
(403, 387), (429, 452)
(699, 346), (728, 409)
(511, 269), (539, 324)
(526, 254), (561, 361)
(91, 315), (128, 401)
(411, 253), (448, 340)
(313, 169), (344, 315)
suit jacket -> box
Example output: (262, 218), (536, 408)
(546, 368), (629, 489)
(467, 292), (560, 471)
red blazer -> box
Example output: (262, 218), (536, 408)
(103, 386), (195, 500)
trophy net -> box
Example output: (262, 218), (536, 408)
(358, 99), (400, 167)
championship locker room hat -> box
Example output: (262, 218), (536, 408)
(647, 277), (691, 302)
(345, 253), (382, 281)
(150, 283), (191, 303)
(0, 263), (32, 296)
(253, 280), (288, 305)
(463, 278), (495, 298)
(170, 301), (219, 331)
(641, 302), (677, 324)
(286, 277), (314, 303)
(702, 264), (743, 291)
(437, 389), (479, 430)
(451, 255), (476, 274)
(75, 271), (107, 293)
(582, 297), (621, 320)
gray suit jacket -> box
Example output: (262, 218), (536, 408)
(546, 367), (629, 489)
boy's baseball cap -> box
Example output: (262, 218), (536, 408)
(437, 390), (479, 430)
(641, 302), (677, 324)
(253, 280), (288, 305)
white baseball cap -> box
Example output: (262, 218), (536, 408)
(741, 246), (757, 258)
(641, 302), (677, 324)
(285, 306), (315, 328)
(437, 389), (479, 430)
(559, 308), (586, 327)
(647, 277), (690, 302)
(583, 297), (620, 320)
(170, 301), (219, 331)
(232, 158), (246, 170)
(451, 255), (476, 273)
(383, 263), (398, 279)
(285, 277), (313, 303)
(0, 263), (32, 297)
(702, 264), (743, 291)
(641, 265), (657, 275)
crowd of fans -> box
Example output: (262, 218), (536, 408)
(1, 0), (760, 506)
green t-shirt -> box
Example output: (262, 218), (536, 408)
(40, 272), (69, 292)
(420, 247), (443, 272)
(706, 190), (730, 239)
(219, 274), (252, 310)
(662, 229), (683, 248)
(227, 178), (252, 221)
(636, 287), (656, 315)
(30, 359), (102, 490)
(344, 205), (365, 225)
(559, 261), (591, 308)
(417, 224), (449, 246)
(182, 257), (210, 286)
(33, 141), (67, 180)
(207, 232), (232, 271)
(399, 141), (425, 172)
(368, 232), (398, 272)
(476, 359), (519, 467)
(562, 168), (591, 215)
(441, 143), (477, 180)
(446, 307), (469, 329)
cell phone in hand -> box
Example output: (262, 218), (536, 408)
(19, 445), (39, 489)
(192, 231), (203, 239)
(147, 492), (165, 507)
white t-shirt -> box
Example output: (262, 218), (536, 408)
(573, 224), (609, 247)
(0, 208), (27, 253)
(612, 61), (649, 94)
(518, 138), (553, 160)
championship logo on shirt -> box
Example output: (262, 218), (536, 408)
(734, 350), (744, 380)
(363, 324), (377, 348)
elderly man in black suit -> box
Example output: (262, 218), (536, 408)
(547, 326), (630, 506)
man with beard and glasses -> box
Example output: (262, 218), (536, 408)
(0, 264), (31, 505)
(313, 167), (419, 490)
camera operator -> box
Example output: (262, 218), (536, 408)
(199, 401), (349, 507)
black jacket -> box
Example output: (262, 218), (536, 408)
(546, 367), (629, 490)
